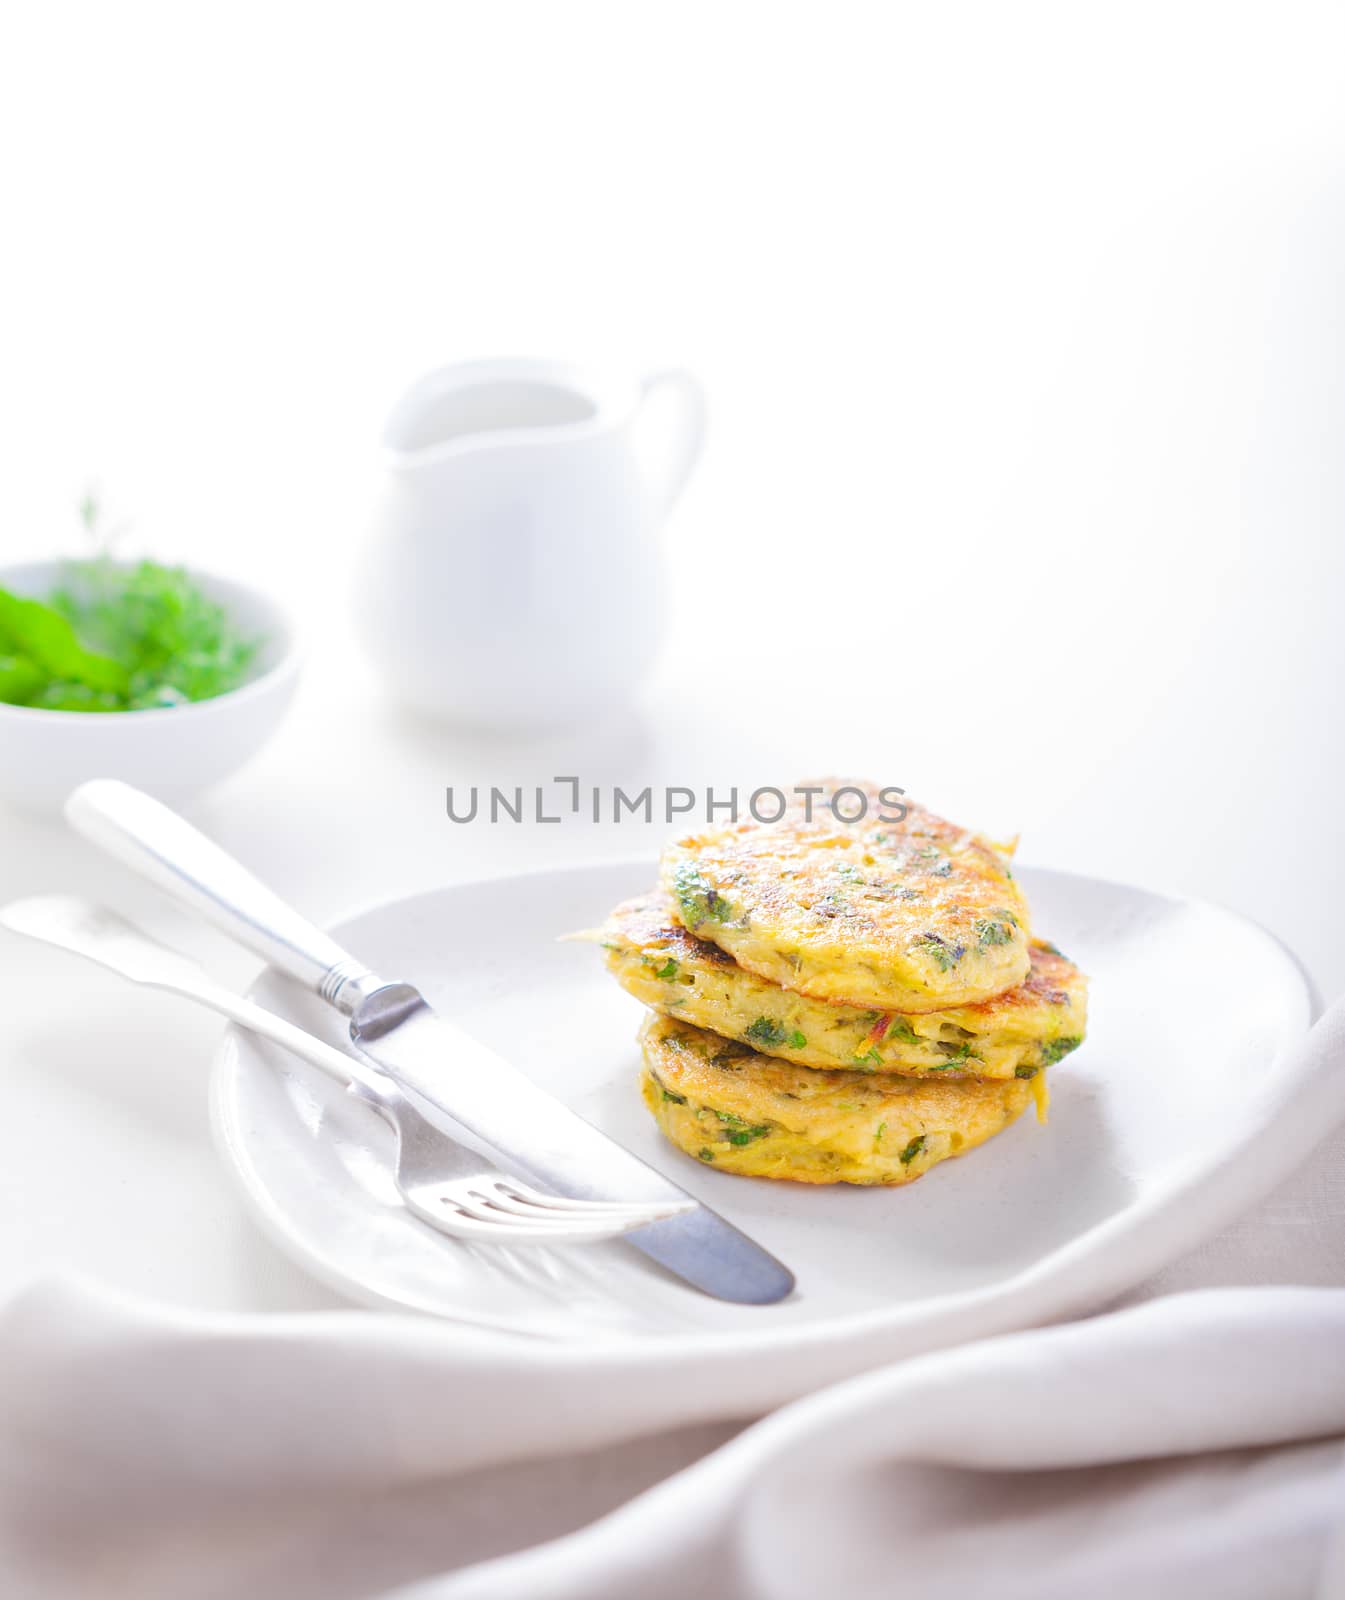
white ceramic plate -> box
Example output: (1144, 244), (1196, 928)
(212, 862), (1316, 1375)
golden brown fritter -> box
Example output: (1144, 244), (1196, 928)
(640, 1013), (1041, 1185)
(598, 890), (1086, 1079)
(659, 783), (1031, 1011)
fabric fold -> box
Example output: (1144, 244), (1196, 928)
(3, 1280), (1343, 1599)
(387, 1288), (1345, 1600)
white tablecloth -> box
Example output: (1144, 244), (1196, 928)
(412, 1288), (1345, 1600)
(3, 1087), (1342, 1600)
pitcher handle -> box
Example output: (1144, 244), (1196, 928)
(633, 369), (707, 518)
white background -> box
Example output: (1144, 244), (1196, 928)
(0, 2), (1343, 1311)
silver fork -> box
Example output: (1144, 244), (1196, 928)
(0, 895), (693, 1247)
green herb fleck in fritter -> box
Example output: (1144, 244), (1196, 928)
(914, 933), (965, 972)
(671, 863), (735, 927)
(899, 1135), (927, 1165)
(1038, 1035), (1083, 1066)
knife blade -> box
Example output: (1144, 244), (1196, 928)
(349, 981), (796, 1305)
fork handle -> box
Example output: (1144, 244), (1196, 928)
(161, 974), (400, 1131)
(167, 977), (382, 1092)
(65, 780), (384, 1015)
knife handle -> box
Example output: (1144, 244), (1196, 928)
(65, 779), (383, 1013)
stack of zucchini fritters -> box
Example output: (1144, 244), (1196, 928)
(590, 783), (1088, 1187)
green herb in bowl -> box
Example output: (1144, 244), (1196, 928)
(0, 560), (260, 713)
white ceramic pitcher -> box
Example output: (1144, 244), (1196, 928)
(355, 359), (705, 730)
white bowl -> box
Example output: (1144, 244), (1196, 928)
(0, 560), (301, 812)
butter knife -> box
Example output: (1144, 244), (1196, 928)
(65, 780), (796, 1305)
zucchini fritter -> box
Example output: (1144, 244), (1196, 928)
(640, 1013), (1041, 1186)
(659, 784), (1031, 1011)
(601, 891), (1086, 1079)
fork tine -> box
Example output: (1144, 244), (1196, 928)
(442, 1189), (605, 1226)
(470, 1184), (688, 1224)
(442, 1188), (666, 1230)
(426, 1208), (635, 1244)
(432, 1197), (668, 1244)
(462, 1186), (595, 1220)
(490, 1179), (693, 1219)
